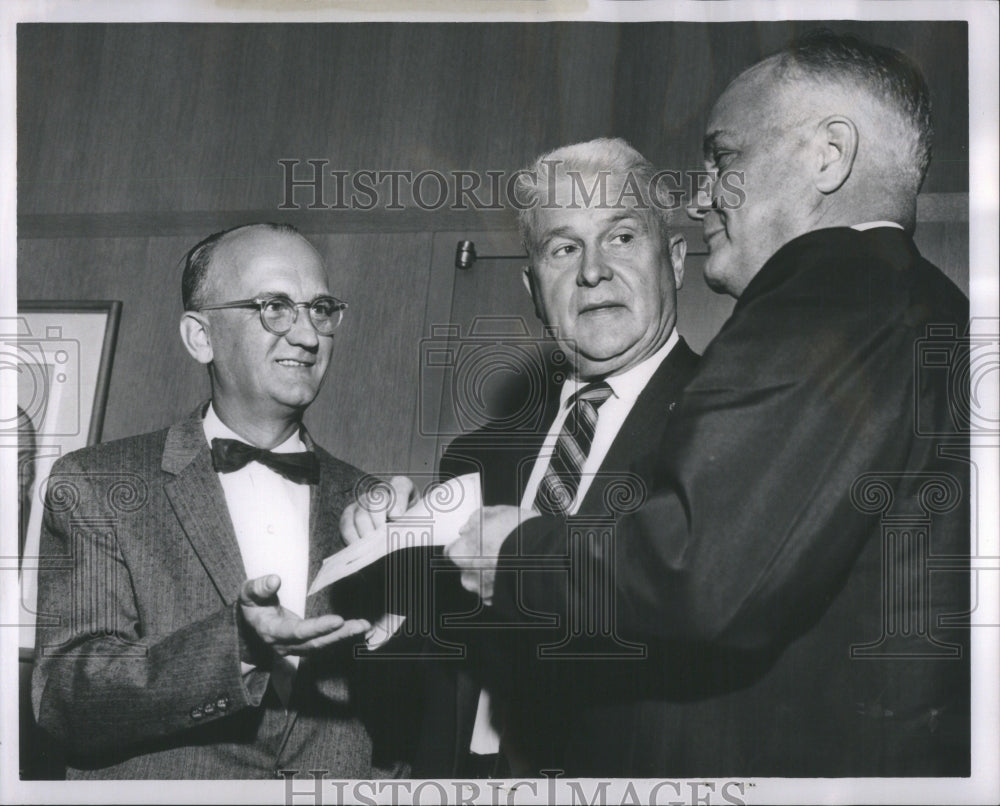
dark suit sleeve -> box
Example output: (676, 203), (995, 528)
(31, 453), (265, 758)
(494, 243), (965, 652)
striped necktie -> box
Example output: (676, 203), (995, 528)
(534, 381), (613, 515)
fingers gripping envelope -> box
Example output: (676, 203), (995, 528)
(307, 474), (482, 644)
(310, 473), (482, 594)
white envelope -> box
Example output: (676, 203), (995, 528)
(308, 472), (482, 596)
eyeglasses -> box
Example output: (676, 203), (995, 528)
(198, 295), (348, 336)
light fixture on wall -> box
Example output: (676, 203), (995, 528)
(454, 240), (527, 270)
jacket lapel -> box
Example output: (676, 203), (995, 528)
(579, 338), (699, 515)
(163, 405), (247, 605)
(303, 435), (357, 619)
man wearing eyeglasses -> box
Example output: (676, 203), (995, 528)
(32, 223), (404, 779)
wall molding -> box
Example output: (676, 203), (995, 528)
(17, 207), (520, 240)
(17, 193), (968, 241)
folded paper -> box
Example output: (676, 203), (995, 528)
(308, 472), (482, 596)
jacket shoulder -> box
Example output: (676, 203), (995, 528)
(912, 251), (968, 321)
(51, 427), (170, 475)
(738, 228), (966, 328)
(43, 429), (171, 519)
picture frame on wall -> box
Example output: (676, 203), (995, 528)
(5, 299), (122, 651)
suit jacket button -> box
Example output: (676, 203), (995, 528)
(190, 707), (203, 720)
(203, 702), (217, 716)
(217, 697), (230, 711)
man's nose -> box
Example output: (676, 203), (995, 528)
(686, 184), (713, 221)
(285, 307), (321, 348)
(686, 203), (708, 221)
(578, 248), (613, 286)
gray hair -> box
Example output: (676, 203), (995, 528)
(514, 138), (675, 259)
(772, 28), (933, 191)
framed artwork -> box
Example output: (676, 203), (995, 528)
(4, 300), (122, 652)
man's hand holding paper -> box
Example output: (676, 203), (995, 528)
(327, 473), (540, 607)
(312, 473), (485, 596)
(339, 475), (417, 545)
(444, 505), (539, 606)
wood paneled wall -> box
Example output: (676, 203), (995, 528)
(18, 233), (435, 474)
(17, 21), (967, 219)
(17, 22), (970, 475)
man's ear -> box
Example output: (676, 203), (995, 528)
(814, 115), (858, 194)
(667, 234), (686, 290)
(179, 311), (214, 365)
(522, 265), (544, 320)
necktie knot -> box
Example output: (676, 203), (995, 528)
(210, 437), (319, 485)
(568, 380), (613, 411)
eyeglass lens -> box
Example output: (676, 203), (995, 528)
(261, 298), (343, 335)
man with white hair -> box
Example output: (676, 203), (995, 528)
(445, 30), (970, 776)
(344, 137), (699, 777)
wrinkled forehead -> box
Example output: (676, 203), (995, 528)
(540, 169), (643, 206)
(530, 171), (658, 236)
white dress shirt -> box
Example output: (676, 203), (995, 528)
(470, 330), (680, 754)
(520, 329), (680, 515)
(203, 405), (311, 702)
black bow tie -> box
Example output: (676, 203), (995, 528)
(210, 438), (319, 485)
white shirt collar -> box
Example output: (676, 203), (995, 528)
(202, 403), (305, 453)
(560, 329), (680, 409)
(851, 221), (904, 231)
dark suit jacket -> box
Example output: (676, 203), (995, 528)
(413, 338), (700, 777)
(32, 404), (402, 779)
(492, 227), (971, 776)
